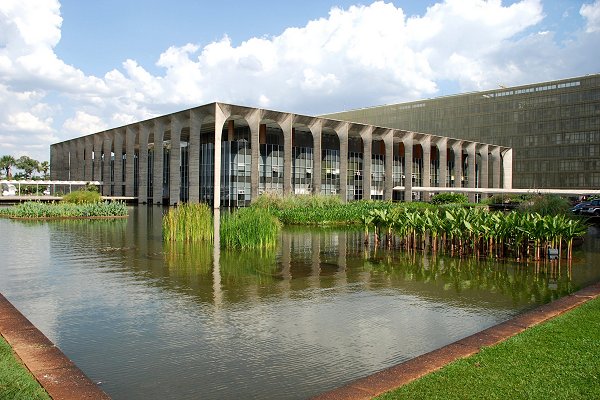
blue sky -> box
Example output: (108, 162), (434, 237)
(1, 0), (599, 162)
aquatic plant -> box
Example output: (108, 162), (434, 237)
(163, 202), (213, 243)
(0, 201), (128, 218)
(220, 207), (281, 249)
(251, 193), (436, 226)
(361, 207), (588, 261)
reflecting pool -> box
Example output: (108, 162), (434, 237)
(1, 207), (599, 399)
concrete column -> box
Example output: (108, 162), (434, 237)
(309, 119), (322, 195)
(85, 136), (93, 181)
(384, 130), (394, 200)
(452, 141), (463, 188)
(138, 123), (149, 203)
(437, 138), (447, 188)
(421, 136), (431, 200)
(502, 148), (513, 189)
(479, 144), (489, 189)
(246, 109), (261, 202)
(214, 104), (229, 208)
(336, 123), (349, 202)
(360, 126), (372, 200)
(125, 126), (136, 197)
(403, 132), (413, 202)
(491, 146), (501, 189)
(188, 109), (202, 203)
(102, 133), (112, 196)
(152, 119), (165, 204)
(227, 120), (234, 141)
(281, 114), (293, 196)
(169, 115), (183, 205)
(93, 135), (102, 182)
(465, 142), (476, 202)
(113, 129), (124, 196)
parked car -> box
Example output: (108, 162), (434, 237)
(579, 199), (600, 216)
(1, 183), (17, 196)
(570, 201), (592, 215)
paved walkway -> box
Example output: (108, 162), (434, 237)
(312, 281), (600, 400)
(0, 293), (110, 400)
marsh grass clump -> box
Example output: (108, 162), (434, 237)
(430, 193), (468, 205)
(62, 185), (101, 204)
(220, 207), (281, 249)
(252, 193), (406, 225)
(163, 202), (213, 243)
(0, 201), (127, 218)
(518, 194), (571, 216)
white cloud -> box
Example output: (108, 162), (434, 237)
(62, 111), (108, 135)
(7, 112), (53, 132)
(0, 0), (599, 162)
(581, 0), (600, 32)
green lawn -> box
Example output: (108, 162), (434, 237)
(378, 296), (600, 400)
(0, 335), (50, 400)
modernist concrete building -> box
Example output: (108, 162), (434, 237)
(324, 73), (600, 190)
(50, 102), (512, 207)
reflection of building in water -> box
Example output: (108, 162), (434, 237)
(51, 102), (512, 207)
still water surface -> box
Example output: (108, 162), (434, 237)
(1, 207), (600, 399)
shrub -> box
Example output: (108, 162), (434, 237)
(430, 193), (468, 205)
(62, 188), (101, 204)
(483, 193), (533, 205)
(0, 201), (127, 218)
(518, 194), (571, 216)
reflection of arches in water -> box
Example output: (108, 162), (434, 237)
(61, 207), (593, 309)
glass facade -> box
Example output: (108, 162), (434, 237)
(325, 74), (600, 189)
(293, 146), (313, 195)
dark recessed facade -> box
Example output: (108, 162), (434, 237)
(324, 73), (600, 190)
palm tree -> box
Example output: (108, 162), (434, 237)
(0, 155), (16, 179)
(39, 161), (49, 179)
(15, 156), (40, 179)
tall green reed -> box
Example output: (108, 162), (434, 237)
(220, 207), (281, 249)
(163, 202), (213, 242)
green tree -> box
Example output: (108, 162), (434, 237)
(0, 155), (16, 179)
(39, 161), (49, 179)
(15, 156), (40, 179)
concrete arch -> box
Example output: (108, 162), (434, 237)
(347, 129), (364, 201)
(320, 123), (342, 198)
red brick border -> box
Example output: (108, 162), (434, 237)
(312, 282), (600, 400)
(0, 293), (110, 400)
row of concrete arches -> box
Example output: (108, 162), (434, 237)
(51, 102), (512, 207)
